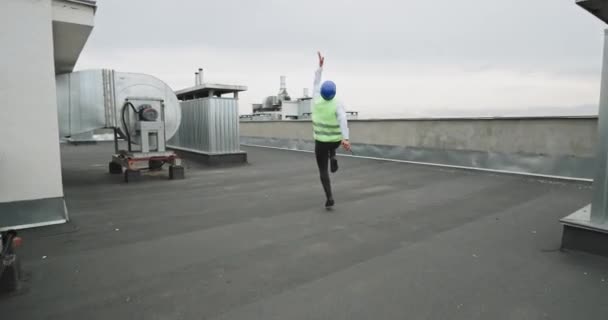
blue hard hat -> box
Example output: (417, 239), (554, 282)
(320, 81), (336, 100)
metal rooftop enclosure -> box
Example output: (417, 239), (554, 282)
(561, 0), (608, 255)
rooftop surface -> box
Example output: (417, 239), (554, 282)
(2, 143), (608, 319)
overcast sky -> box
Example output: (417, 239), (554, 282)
(76, 0), (607, 118)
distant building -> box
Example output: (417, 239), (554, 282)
(241, 76), (358, 121)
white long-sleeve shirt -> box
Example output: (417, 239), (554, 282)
(312, 67), (349, 140)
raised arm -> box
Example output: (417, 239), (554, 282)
(312, 51), (324, 100)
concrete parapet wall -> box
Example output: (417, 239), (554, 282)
(240, 117), (598, 179)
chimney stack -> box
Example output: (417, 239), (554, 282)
(198, 68), (204, 85)
(195, 72), (199, 86)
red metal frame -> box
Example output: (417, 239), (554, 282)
(124, 155), (179, 170)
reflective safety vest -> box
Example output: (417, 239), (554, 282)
(312, 98), (342, 142)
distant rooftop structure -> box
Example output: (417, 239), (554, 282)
(175, 67), (247, 101)
(242, 75), (357, 121)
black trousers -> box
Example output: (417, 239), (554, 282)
(315, 140), (341, 200)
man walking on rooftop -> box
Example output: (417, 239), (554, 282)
(312, 52), (351, 208)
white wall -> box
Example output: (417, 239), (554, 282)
(0, 0), (64, 202)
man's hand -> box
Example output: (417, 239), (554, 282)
(318, 51), (325, 68)
(341, 139), (351, 152)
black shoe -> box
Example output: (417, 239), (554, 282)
(325, 198), (335, 208)
(330, 158), (339, 173)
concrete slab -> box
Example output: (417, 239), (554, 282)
(561, 205), (608, 257)
(0, 143), (606, 319)
(561, 205), (608, 232)
(169, 146), (247, 166)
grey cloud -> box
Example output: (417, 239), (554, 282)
(80, 0), (605, 117)
(88, 0), (604, 69)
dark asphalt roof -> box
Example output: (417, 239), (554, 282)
(2, 143), (608, 319)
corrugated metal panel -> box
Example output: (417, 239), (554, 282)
(169, 98), (241, 154)
(56, 70), (106, 137)
(72, 70), (106, 135)
(102, 69), (117, 128)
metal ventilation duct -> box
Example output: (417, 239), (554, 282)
(56, 69), (181, 143)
